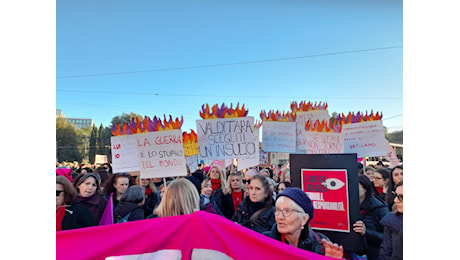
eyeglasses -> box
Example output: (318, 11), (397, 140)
(374, 176), (383, 180)
(242, 180), (251, 184)
(56, 190), (64, 196)
(392, 191), (403, 202)
(275, 208), (303, 217)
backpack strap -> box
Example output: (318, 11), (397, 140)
(312, 230), (325, 256)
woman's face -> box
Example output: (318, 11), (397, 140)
(201, 180), (213, 197)
(114, 177), (130, 195)
(244, 174), (252, 190)
(141, 178), (150, 187)
(278, 183), (286, 194)
(275, 197), (308, 236)
(209, 167), (220, 180)
(373, 172), (385, 188)
(365, 169), (375, 181)
(78, 177), (98, 197)
(392, 168), (403, 185)
(358, 183), (366, 205)
(248, 179), (267, 203)
(230, 175), (242, 191)
(56, 183), (65, 208)
(394, 185), (403, 213)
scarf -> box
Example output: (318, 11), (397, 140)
(232, 191), (243, 212)
(375, 187), (384, 195)
(211, 179), (221, 193)
(145, 188), (152, 196)
(56, 206), (66, 231)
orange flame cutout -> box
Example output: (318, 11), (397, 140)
(337, 111), (383, 125)
(260, 110), (296, 122)
(305, 119), (342, 133)
(199, 103), (249, 119)
(183, 129), (199, 156)
(291, 101), (328, 113)
(254, 120), (263, 129)
(111, 115), (183, 136)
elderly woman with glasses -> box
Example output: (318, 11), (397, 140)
(269, 187), (344, 259)
(56, 176), (95, 231)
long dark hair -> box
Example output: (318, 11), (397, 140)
(249, 175), (273, 223)
(101, 173), (134, 196)
(386, 166), (403, 205)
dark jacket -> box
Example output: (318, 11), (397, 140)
(269, 223), (329, 255)
(214, 189), (244, 220)
(76, 193), (108, 223)
(199, 194), (224, 216)
(114, 201), (144, 222)
(361, 195), (390, 260)
(61, 201), (96, 230)
(231, 196), (275, 235)
(143, 191), (160, 217)
(378, 212), (403, 260)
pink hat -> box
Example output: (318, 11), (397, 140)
(245, 169), (259, 177)
(56, 168), (73, 182)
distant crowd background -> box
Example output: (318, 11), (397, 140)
(56, 160), (403, 260)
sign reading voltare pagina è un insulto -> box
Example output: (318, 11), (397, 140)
(301, 169), (350, 232)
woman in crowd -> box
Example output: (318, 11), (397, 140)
(385, 166), (403, 211)
(74, 172), (108, 224)
(373, 168), (390, 202)
(364, 166), (376, 182)
(151, 178), (200, 218)
(207, 166), (227, 194)
(276, 181), (291, 195)
(354, 175), (389, 260)
(199, 177), (223, 215)
(232, 175), (275, 235)
(269, 187), (343, 258)
(56, 176), (95, 230)
(214, 172), (246, 219)
(242, 168), (259, 196)
(378, 181), (403, 260)
(141, 178), (160, 217)
(114, 186), (146, 222)
(102, 172), (134, 212)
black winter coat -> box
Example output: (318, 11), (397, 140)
(378, 212), (403, 260)
(143, 191), (160, 217)
(269, 223), (329, 255)
(61, 201), (96, 230)
(114, 201), (145, 222)
(361, 196), (390, 260)
(231, 196), (275, 236)
(213, 189), (244, 220)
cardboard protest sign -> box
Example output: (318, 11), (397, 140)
(95, 154), (108, 164)
(289, 153), (363, 252)
(183, 130), (199, 157)
(306, 132), (344, 154)
(196, 117), (257, 161)
(186, 155), (198, 173)
(211, 159), (225, 170)
(296, 110), (330, 153)
(111, 135), (140, 173)
(342, 120), (387, 157)
(136, 129), (187, 179)
(262, 121), (296, 153)
(301, 169), (350, 232)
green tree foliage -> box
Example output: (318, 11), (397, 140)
(56, 118), (83, 162)
(387, 130), (403, 144)
(89, 125), (98, 164)
(110, 112), (143, 128)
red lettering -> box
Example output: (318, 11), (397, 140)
(115, 154), (120, 159)
(138, 138), (151, 146)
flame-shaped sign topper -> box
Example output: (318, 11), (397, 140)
(199, 103), (249, 119)
(182, 129), (198, 144)
(305, 119), (343, 133)
(337, 111), (383, 124)
(111, 115), (184, 136)
(254, 120), (263, 130)
(260, 110), (296, 122)
(290, 101), (328, 114)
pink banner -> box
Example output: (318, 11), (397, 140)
(57, 211), (332, 260)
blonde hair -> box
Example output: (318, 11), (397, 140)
(155, 178), (200, 217)
(208, 166), (227, 187)
(227, 172), (246, 193)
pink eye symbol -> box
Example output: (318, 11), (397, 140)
(321, 178), (345, 190)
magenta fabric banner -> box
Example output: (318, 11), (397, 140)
(98, 193), (113, 226)
(57, 211), (331, 260)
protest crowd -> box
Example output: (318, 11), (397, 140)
(56, 159), (403, 260)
